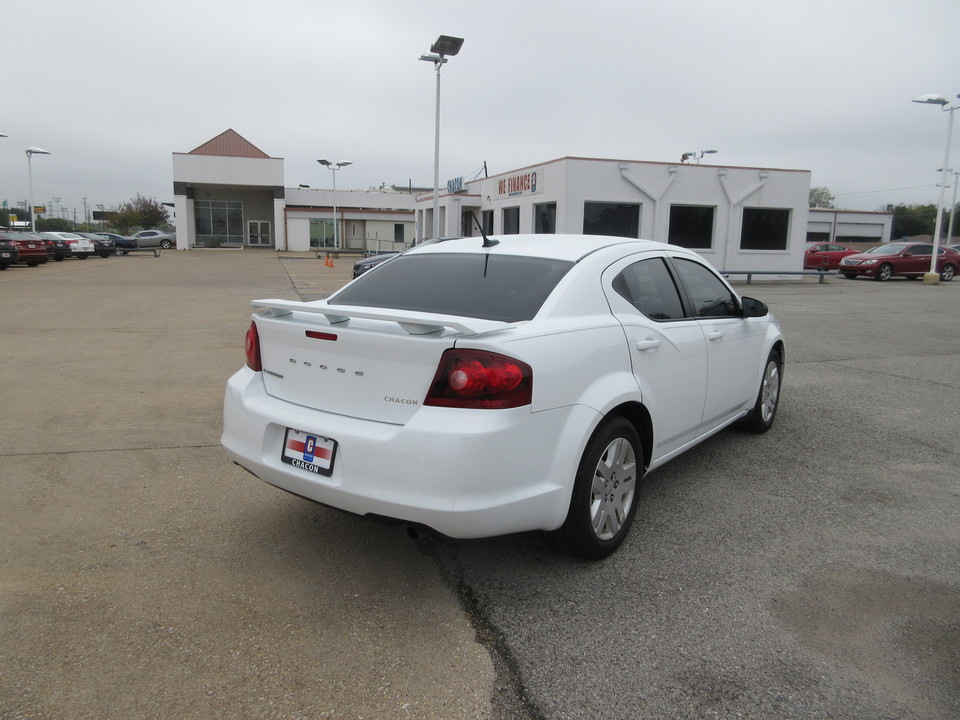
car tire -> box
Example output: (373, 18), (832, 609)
(77, 254), (88, 260)
(739, 348), (782, 434)
(876, 263), (893, 281)
(555, 416), (642, 559)
(115, 249), (127, 256)
(940, 264), (955, 282)
(160, 239), (172, 249)
(98, 252), (111, 259)
(26, 261), (39, 267)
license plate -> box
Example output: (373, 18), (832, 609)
(281, 428), (337, 476)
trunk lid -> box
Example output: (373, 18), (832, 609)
(252, 299), (514, 425)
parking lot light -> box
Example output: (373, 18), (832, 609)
(317, 160), (353, 251)
(912, 93), (959, 284)
(420, 35), (464, 241)
(26, 147), (51, 233)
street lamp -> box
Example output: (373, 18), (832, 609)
(681, 149), (718, 164)
(26, 147), (51, 232)
(420, 34), (464, 240)
(317, 159), (352, 250)
(912, 92), (959, 283)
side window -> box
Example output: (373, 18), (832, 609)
(672, 258), (739, 318)
(612, 258), (686, 321)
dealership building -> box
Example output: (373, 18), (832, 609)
(171, 130), (892, 272)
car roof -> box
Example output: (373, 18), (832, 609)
(408, 234), (670, 263)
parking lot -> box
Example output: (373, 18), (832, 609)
(1, 250), (958, 719)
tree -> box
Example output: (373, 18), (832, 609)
(111, 194), (170, 234)
(887, 203), (939, 239)
(36, 217), (72, 232)
(809, 186), (836, 209)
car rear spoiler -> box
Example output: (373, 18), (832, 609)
(251, 298), (516, 337)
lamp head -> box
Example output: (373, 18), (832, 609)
(430, 35), (464, 57)
(912, 94), (950, 106)
(317, 159), (331, 166)
(26, 146), (51, 156)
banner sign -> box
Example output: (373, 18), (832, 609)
(496, 169), (542, 199)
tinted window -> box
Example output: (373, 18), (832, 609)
(673, 258), (739, 317)
(741, 207), (790, 250)
(330, 253), (573, 323)
(583, 202), (640, 237)
(612, 258), (685, 320)
(668, 205), (715, 249)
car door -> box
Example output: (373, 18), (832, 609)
(903, 244), (932, 275)
(669, 256), (766, 433)
(603, 255), (708, 460)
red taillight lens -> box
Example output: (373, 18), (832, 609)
(425, 349), (532, 409)
(244, 321), (262, 371)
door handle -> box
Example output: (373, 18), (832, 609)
(707, 331), (724, 341)
(635, 339), (661, 351)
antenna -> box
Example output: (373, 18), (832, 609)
(471, 212), (499, 247)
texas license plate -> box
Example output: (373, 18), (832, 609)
(281, 428), (337, 476)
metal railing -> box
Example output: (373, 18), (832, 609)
(723, 270), (832, 284)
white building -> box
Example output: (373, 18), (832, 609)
(807, 208), (893, 245)
(421, 156), (811, 272)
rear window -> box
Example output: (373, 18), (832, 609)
(329, 253), (573, 322)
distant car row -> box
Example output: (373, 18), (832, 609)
(804, 241), (959, 281)
(0, 230), (176, 269)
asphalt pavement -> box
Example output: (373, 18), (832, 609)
(1, 250), (958, 720)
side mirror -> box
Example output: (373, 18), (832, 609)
(741, 296), (768, 318)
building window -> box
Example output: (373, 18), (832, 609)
(394, 223), (405, 243)
(195, 200), (243, 247)
(310, 219), (335, 248)
(534, 203), (557, 234)
(503, 207), (520, 234)
(741, 208), (790, 250)
(668, 205), (715, 249)
(481, 210), (494, 236)
(583, 202), (640, 237)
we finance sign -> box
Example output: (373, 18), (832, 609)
(497, 169), (542, 199)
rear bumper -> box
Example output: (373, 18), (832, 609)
(221, 367), (596, 538)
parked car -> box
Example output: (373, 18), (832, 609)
(222, 234), (784, 559)
(130, 230), (175, 249)
(0, 238), (19, 269)
(40, 233), (71, 261)
(352, 252), (399, 279)
(75, 232), (115, 258)
(838, 242), (958, 281)
(803, 242), (859, 270)
(0, 232), (48, 266)
(39, 232), (95, 259)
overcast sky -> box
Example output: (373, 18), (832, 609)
(2, 0), (959, 218)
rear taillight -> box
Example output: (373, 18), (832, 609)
(425, 349), (532, 409)
(244, 321), (262, 371)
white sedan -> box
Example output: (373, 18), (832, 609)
(222, 234), (784, 558)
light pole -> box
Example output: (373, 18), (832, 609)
(944, 169), (959, 246)
(26, 147), (51, 232)
(420, 34), (464, 240)
(317, 159), (352, 250)
(681, 149), (718, 164)
(912, 93), (959, 283)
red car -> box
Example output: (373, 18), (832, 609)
(838, 242), (958, 282)
(0, 232), (49, 267)
(803, 242), (859, 270)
